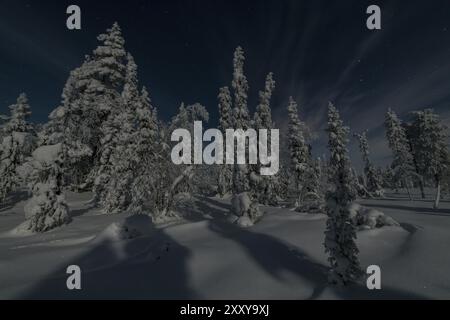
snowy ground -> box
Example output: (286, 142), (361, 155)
(0, 190), (450, 299)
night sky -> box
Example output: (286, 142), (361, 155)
(1, 0), (450, 169)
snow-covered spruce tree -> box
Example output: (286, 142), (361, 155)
(169, 102), (209, 195)
(300, 157), (325, 213)
(410, 109), (449, 208)
(144, 104), (209, 222)
(54, 22), (127, 190)
(404, 122), (427, 199)
(217, 86), (234, 197)
(324, 103), (362, 285)
(287, 97), (310, 206)
(100, 54), (140, 214)
(128, 86), (159, 215)
(0, 134), (21, 201)
(353, 131), (384, 197)
(230, 46), (259, 224)
(253, 72), (277, 205)
(3, 93), (33, 134)
(0, 93), (35, 201)
(381, 165), (397, 190)
(384, 109), (416, 199)
(0, 112), (8, 143)
(25, 144), (70, 232)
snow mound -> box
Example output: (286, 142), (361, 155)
(349, 203), (400, 230)
(4, 221), (35, 237)
(236, 216), (254, 227)
(95, 214), (155, 242)
(32, 144), (63, 166)
(231, 193), (251, 216)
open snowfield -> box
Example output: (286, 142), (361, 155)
(0, 190), (450, 299)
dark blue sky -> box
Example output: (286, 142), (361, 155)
(1, 0), (450, 169)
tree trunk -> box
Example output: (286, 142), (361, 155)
(419, 178), (426, 199)
(434, 178), (441, 209)
(404, 179), (413, 201)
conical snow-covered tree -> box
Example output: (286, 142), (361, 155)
(230, 46), (259, 224)
(287, 97), (310, 206)
(253, 73), (277, 205)
(254, 73), (275, 130)
(324, 103), (362, 285)
(100, 54), (140, 214)
(128, 86), (159, 215)
(232, 47), (250, 131)
(4, 93), (32, 134)
(353, 131), (384, 197)
(25, 144), (70, 232)
(231, 47), (251, 199)
(0, 112), (8, 142)
(384, 109), (416, 200)
(53, 22), (127, 190)
(231, 46), (250, 196)
(0, 134), (22, 201)
(0, 93), (35, 200)
(410, 109), (449, 208)
(141, 103), (208, 221)
(217, 86), (234, 196)
(300, 157), (325, 213)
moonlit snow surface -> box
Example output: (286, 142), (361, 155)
(0, 190), (449, 299)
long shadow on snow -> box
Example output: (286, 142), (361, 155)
(363, 203), (450, 216)
(196, 197), (429, 300)
(17, 215), (199, 299)
(193, 197), (329, 299)
(0, 190), (29, 213)
(69, 202), (97, 218)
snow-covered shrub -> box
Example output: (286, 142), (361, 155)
(96, 214), (155, 242)
(348, 203), (399, 230)
(0, 94), (36, 201)
(295, 192), (325, 214)
(0, 132), (36, 201)
(231, 192), (260, 227)
(25, 144), (70, 232)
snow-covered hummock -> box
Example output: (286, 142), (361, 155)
(95, 214), (155, 242)
(231, 192), (255, 227)
(348, 203), (399, 230)
(31, 143), (64, 167)
(24, 144), (70, 233)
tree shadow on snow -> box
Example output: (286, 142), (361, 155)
(0, 190), (29, 213)
(195, 197), (430, 300)
(69, 202), (97, 218)
(192, 197), (329, 299)
(17, 215), (199, 300)
(363, 203), (450, 216)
